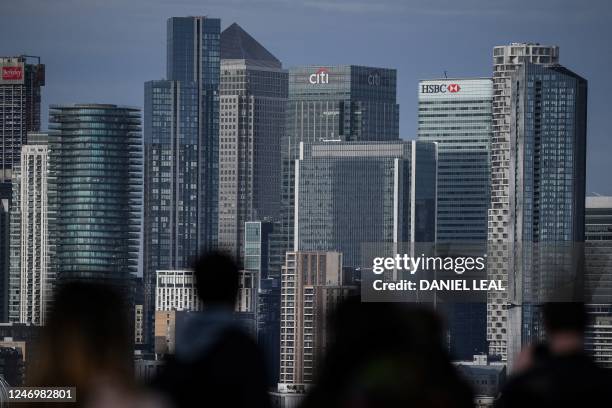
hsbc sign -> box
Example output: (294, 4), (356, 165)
(309, 68), (329, 84)
(421, 83), (461, 94)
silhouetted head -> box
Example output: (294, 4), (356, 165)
(303, 297), (474, 408)
(29, 282), (133, 403)
(192, 251), (239, 307)
(543, 302), (587, 335)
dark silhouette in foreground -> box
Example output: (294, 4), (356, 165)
(27, 282), (159, 408)
(496, 302), (612, 407)
(154, 251), (270, 408)
(302, 298), (474, 408)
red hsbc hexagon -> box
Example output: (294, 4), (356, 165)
(447, 83), (461, 93)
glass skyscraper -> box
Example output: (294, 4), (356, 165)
(282, 65), (400, 254)
(418, 78), (492, 242)
(244, 220), (284, 385)
(143, 16), (220, 348)
(144, 80), (198, 283)
(294, 141), (437, 268)
(166, 16), (220, 250)
(487, 43), (559, 360)
(417, 78), (492, 359)
(48, 104), (142, 294)
(504, 63), (587, 366)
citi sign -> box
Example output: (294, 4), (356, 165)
(2, 66), (23, 81)
(309, 68), (329, 84)
(421, 83), (461, 94)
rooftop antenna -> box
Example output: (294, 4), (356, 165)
(444, 70), (448, 79)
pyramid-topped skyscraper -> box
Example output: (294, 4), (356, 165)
(218, 23), (287, 386)
(217, 23), (287, 262)
(221, 23), (281, 66)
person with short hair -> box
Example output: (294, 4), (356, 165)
(154, 251), (271, 408)
(496, 302), (612, 407)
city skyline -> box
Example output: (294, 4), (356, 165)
(1, 0), (611, 194)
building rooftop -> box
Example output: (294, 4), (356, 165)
(220, 23), (280, 65)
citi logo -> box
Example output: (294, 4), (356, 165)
(309, 68), (329, 84)
(421, 83), (461, 94)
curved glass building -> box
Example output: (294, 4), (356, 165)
(48, 104), (142, 289)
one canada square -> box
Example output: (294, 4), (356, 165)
(217, 23), (287, 262)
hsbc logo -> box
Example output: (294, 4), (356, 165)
(421, 83), (461, 94)
(2, 66), (23, 81)
(309, 68), (329, 85)
(447, 83), (460, 93)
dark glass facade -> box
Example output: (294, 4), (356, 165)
(244, 221), (283, 385)
(48, 104), (142, 292)
(295, 141), (436, 268)
(167, 16), (220, 250)
(507, 63), (587, 358)
(282, 65), (400, 255)
(142, 16), (220, 348)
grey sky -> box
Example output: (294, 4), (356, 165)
(1, 0), (611, 194)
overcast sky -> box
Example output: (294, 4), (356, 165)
(1, 0), (611, 194)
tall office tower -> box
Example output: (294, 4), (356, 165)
(0, 56), (44, 321)
(294, 141), (436, 268)
(418, 79), (492, 242)
(8, 134), (52, 325)
(279, 251), (355, 388)
(143, 16), (220, 348)
(217, 23), (287, 262)
(166, 16), (220, 250)
(0, 56), (45, 182)
(487, 44), (560, 360)
(584, 196), (612, 368)
(143, 80), (198, 346)
(48, 104), (142, 295)
(417, 79), (492, 359)
(281, 66), (399, 255)
(244, 220), (284, 385)
(492, 63), (587, 366)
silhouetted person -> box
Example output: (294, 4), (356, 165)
(496, 302), (612, 407)
(28, 282), (162, 408)
(154, 251), (270, 408)
(302, 298), (474, 408)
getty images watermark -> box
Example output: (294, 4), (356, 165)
(370, 253), (504, 292)
(360, 242), (593, 303)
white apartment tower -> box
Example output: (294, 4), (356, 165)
(487, 44), (559, 359)
(8, 133), (52, 325)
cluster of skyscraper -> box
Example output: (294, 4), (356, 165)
(1, 15), (609, 396)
